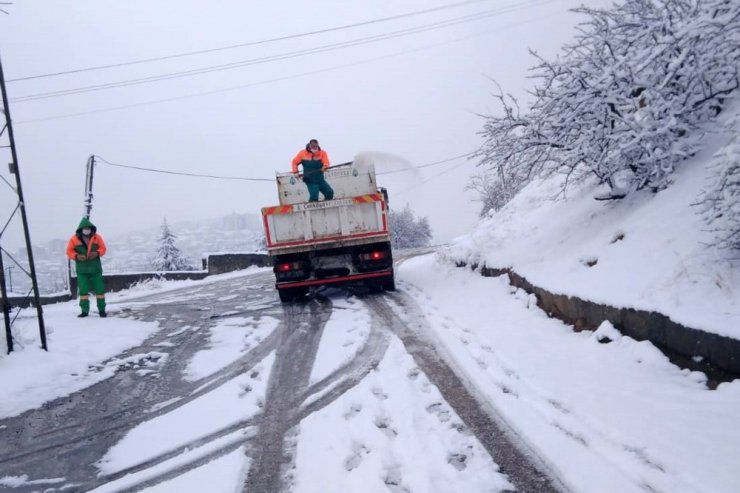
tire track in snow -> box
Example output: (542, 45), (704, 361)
(366, 293), (565, 493)
(298, 323), (390, 419)
(243, 299), (331, 492)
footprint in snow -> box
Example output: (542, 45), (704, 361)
(371, 387), (388, 400)
(344, 443), (370, 471)
(447, 452), (468, 471)
(497, 383), (518, 397)
(426, 402), (452, 423)
(384, 468), (408, 493)
(374, 416), (398, 438)
(450, 421), (470, 435)
(343, 403), (363, 420)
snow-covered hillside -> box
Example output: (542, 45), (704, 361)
(446, 103), (740, 340)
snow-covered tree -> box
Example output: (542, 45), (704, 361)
(475, 0), (740, 205)
(151, 218), (194, 271)
(467, 165), (527, 217)
(389, 204), (432, 249)
(695, 114), (740, 251)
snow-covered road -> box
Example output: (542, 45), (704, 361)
(1, 256), (738, 493)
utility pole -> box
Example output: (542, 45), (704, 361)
(0, 50), (47, 352)
(84, 155), (95, 218)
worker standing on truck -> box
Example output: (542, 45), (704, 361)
(291, 139), (334, 202)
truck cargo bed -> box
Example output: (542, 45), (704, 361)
(262, 192), (389, 254)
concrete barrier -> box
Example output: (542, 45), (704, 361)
(69, 271), (209, 296)
(4, 253), (272, 309)
(3, 293), (74, 308)
(206, 253), (272, 274)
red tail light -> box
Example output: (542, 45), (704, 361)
(277, 262), (300, 272)
(359, 251), (388, 261)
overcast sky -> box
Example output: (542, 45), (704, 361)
(0, 0), (607, 250)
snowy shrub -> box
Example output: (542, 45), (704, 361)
(389, 204), (433, 249)
(476, 0), (740, 204)
(695, 115), (740, 251)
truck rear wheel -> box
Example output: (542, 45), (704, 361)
(382, 275), (396, 291)
(278, 288), (293, 302)
(367, 275), (395, 293)
(278, 287), (308, 303)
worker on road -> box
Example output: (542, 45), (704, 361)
(291, 139), (334, 202)
(66, 217), (108, 318)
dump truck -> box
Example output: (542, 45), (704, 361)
(261, 161), (394, 302)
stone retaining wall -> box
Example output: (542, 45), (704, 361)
(472, 265), (740, 381)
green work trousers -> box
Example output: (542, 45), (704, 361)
(78, 271), (106, 314)
(306, 180), (334, 202)
(301, 160), (334, 202)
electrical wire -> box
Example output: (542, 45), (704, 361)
(13, 10), (563, 123)
(7, 0), (496, 82)
(14, 26), (496, 123)
(93, 152), (477, 182)
(94, 155), (274, 182)
(392, 152), (479, 196)
(377, 152), (476, 175)
(11, 0), (559, 103)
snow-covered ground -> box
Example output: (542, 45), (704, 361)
(1, 258), (738, 492)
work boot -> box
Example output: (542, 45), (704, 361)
(78, 312), (88, 318)
(99, 311), (107, 318)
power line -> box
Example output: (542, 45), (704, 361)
(94, 155), (273, 182)
(93, 152), (476, 182)
(393, 153), (478, 196)
(13, 10), (560, 124)
(6, 0), (496, 82)
(377, 152), (476, 175)
(10, 0), (559, 103)
(13, 28), (492, 123)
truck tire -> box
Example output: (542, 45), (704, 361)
(278, 288), (294, 303)
(278, 286), (308, 303)
(382, 275), (396, 291)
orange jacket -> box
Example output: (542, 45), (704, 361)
(66, 233), (107, 260)
(291, 149), (330, 173)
